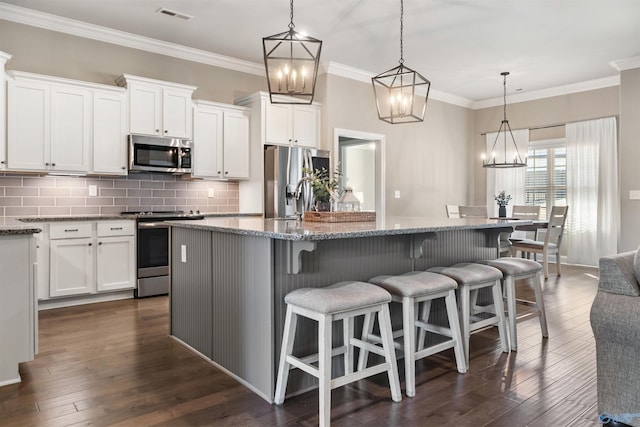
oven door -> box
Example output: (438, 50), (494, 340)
(137, 222), (170, 278)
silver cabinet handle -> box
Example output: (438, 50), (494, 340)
(64, 229), (79, 232)
(110, 227), (123, 230)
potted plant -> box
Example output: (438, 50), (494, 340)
(494, 190), (512, 218)
(302, 165), (342, 212)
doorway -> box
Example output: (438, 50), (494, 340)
(333, 129), (385, 217)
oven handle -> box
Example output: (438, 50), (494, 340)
(137, 222), (171, 229)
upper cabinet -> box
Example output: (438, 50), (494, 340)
(192, 101), (250, 180)
(6, 71), (127, 175)
(116, 74), (196, 139)
(265, 102), (320, 148)
(0, 51), (11, 171)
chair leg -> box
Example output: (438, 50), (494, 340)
(458, 286), (471, 366)
(378, 304), (402, 402)
(504, 276), (517, 351)
(491, 280), (509, 353)
(402, 297), (417, 397)
(344, 316), (354, 375)
(532, 271), (549, 338)
(556, 252), (562, 276)
(318, 314), (332, 427)
(444, 290), (467, 374)
(542, 252), (549, 279)
(357, 313), (374, 371)
(417, 299), (432, 351)
(274, 305), (297, 405)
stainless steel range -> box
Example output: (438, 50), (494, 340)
(122, 210), (205, 298)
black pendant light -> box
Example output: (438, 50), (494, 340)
(372, 0), (430, 124)
(262, 0), (322, 104)
(483, 72), (527, 168)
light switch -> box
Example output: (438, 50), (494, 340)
(394, 190), (401, 199)
(630, 190), (640, 200)
(208, 188), (215, 198)
(181, 245), (187, 263)
(89, 185), (97, 197)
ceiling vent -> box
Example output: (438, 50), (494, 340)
(156, 8), (193, 21)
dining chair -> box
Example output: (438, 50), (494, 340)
(446, 205), (460, 218)
(511, 205), (541, 240)
(510, 206), (569, 279)
(458, 206), (487, 218)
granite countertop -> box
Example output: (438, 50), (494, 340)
(166, 216), (531, 241)
(16, 212), (263, 222)
(0, 218), (42, 236)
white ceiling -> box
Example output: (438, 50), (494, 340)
(2, 0), (640, 104)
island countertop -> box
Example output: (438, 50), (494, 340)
(0, 218), (42, 236)
(166, 216), (529, 241)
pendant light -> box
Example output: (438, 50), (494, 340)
(482, 72), (527, 168)
(262, 0), (322, 104)
(372, 0), (430, 124)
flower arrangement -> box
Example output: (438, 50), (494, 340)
(302, 164), (343, 204)
(494, 190), (512, 207)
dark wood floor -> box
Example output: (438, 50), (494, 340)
(0, 264), (602, 426)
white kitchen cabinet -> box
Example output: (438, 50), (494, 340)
(93, 90), (128, 175)
(117, 74), (196, 139)
(193, 101), (250, 180)
(0, 51), (11, 171)
(265, 101), (319, 148)
(50, 84), (91, 172)
(49, 222), (94, 298)
(96, 221), (135, 292)
(0, 234), (37, 386)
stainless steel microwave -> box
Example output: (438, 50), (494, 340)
(128, 134), (192, 173)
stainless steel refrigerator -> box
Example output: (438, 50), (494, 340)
(264, 145), (331, 218)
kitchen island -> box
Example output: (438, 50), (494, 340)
(167, 216), (526, 402)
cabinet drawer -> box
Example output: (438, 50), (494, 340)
(49, 222), (92, 239)
(97, 221), (135, 237)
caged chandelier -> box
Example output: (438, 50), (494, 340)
(372, 0), (431, 124)
(482, 72), (527, 168)
(262, 0), (322, 104)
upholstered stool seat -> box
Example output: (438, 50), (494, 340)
(359, 271), (467, 397)
(274, 281), (402, 427)
(428, 263), (509, 365)
(478, 257), (548, 351)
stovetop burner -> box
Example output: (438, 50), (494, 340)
(121, 210), (205, 221)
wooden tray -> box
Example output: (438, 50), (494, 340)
(304, 211), (376, 223)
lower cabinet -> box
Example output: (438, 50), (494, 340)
(44, 220), (135, 300)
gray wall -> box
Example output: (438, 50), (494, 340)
(620, 68), (640, 251)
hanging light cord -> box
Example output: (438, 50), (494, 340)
(503, 73), (508, 122)
(399, 0), (404, 64)
(288, 0), (295, 30)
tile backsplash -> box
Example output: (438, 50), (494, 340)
(0, 172), (239, 218)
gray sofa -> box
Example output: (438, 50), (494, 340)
(591, 250), (640, 427)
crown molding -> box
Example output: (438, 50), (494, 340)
(472, 75), (620, 109)
(610, 55), (640, 71)
(0, 50), (11, 65)
(0, 2), (265, 76)
(323, 62), (475, 108)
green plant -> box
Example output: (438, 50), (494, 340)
(494, 190), (512, 207)
(302, 164), (343, 203)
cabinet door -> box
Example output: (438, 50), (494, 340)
(129, 84), (162, 136)
(7, 79), (50, 171)
(49, 238), (94, 297)
(292, 104), (319, 148)
(193, 106), (224, 179)
(265, 103), (292, 145)
(163, 88), (193, 138)
(93, 91), (127, 175)
(0, 68), (6, 170)
(96, 236), (135, 292)
(223, 110), (250, 179)
(50, 85), (91, 172)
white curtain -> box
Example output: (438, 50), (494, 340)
(486, 129), (529, 217)
(566, 117), (619, 266)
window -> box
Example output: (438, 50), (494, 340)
(525, 139), (566, 219)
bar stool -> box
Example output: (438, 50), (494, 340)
(274, 281), (402, 427)
(428, 263), (509, 366)
(359, 271), (467, 397)
(478, 257), (548, 351)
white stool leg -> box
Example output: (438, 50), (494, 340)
(402, 296), (417, 397)
(416, 299), (432, 351)
(556, 252), (562, 276)
(444, 289), (467, 374)
(378, 304), (402, 402)
(344, 316), (354, 375)
(318, 314), (333, 427)
(532, 271), (549, 337)
(357, 312), (374, 371)
(490, 280), (509, 353)
(459, 285), (471, 366)
(504, 276), (517, 351)
(275, 305), (297, 405)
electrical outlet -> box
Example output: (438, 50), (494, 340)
(394, 190), (401, 199)
(630, 190), (640, 200)
(181, 245), (187, 263)
(208, 188), (215, 198)
(89, 185), (97, 197)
